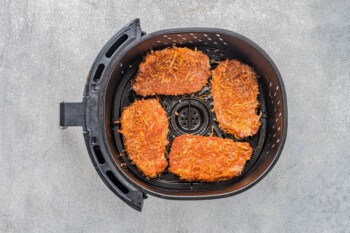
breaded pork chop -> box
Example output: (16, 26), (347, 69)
(169, 135), (253, 182)
(133, 47), (210, 96)
(211, 60), (261, 139)
(120, 99), (169, 178)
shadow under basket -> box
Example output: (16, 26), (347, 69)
(60, 18), (287, 211)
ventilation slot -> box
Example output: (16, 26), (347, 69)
(93, 146), (105, 164)
(93, 64), (104, 83)
(106, 171), (129, 194)
(105, 34), (128, 58)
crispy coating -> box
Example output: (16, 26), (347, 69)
(120, 99), (169, 178)
(133, 47), (210, 96)
(169, 135), (253, 182)
(211, 60), (261, 139)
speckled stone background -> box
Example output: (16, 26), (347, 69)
(0, 0), (349, 232)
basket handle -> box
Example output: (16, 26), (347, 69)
(59, 102), (84, 128)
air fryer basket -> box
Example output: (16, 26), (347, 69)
(60, 19), (287, 211)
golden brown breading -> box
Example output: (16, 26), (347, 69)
(120, 99), (168, 178)
(133, 47), (210, 96)
(211, 60), (261, 139)
(169, 135), (253, 182)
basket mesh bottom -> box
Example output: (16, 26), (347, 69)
(113, 47), (266, 190)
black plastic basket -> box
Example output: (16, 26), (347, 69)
(60, 19), (287, 211)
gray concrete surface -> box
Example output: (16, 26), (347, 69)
(1, 0), (349, 232)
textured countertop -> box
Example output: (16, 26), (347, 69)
(0, 1), (349, 232)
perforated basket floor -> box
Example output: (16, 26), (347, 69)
(112, 45), (267, 190)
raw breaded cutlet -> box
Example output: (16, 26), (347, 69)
(169, 135), (253, 182)
(211, 60), (261, 139)
(120, 99), (169, 178)
(133, 47), (210, 96)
